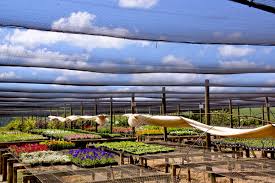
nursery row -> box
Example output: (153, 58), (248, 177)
(95, 141), (175, 155)
(0, 130), (46, 142)
(213, 138), (275, 150)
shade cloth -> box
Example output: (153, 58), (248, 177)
(48, 115), (108, 126)
(124, 114), (275, 138)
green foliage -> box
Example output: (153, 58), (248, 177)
(6, 117), (36, 132)
(47, 120), (65, 129)
(113, 115), (129, 127)
(95, 141), (175, 155)
(40, 140), (75, 150)
(0, 131), (46, 142)
(216, 138), (275, 149)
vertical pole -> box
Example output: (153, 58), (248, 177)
(81, 103), (84, 129)
(262, 105), (265, 126)
(177, 104), (180, 116)
(64, 105), (67, 129)
(249, 107), (252, 117)
(70, 105), (73, 129)
(229, 99), (233, 128)
(162, 87), (168, 141)
(148, 106), (151, 114)
(199, 103), (203, 123)
(110, 97), (113, 133)
(131, 93), (136, 136)
(237, 106), (240, 127)
(265, 97), (270, 122)
(205, 80), (211, 148)
(95, 100), (98, 132)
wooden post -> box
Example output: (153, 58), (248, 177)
(162, 87), (168, 141)
(177, 104), (180, 116)
(205, 80), (211, 148)
(148, 106), (151, 114)
(131, 93), (136, 136)
(229, 99), (233, 128)
(110, 97), (113, 133)
(95, 100), (98, 132)
(262, 105), (265, 126)
(265, 97), (270, 122)
(249, 107), (252, 117)
(237, 106), (240, 127)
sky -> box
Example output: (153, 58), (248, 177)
(0, 0), (274, 95)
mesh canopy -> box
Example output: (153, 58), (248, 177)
(0, 0), (274, 115)
(0, 0), (274, 45)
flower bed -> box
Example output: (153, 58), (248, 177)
(68, 148), (117, 167)
(113, 127), (132, 134)
(64, 134), (101, 141)
(95, 141), (175, 155)
(31, 129), (102, 140)
(169, 129), (200, 136)
(20, 151), (71, 166)
(213, 138), (275, 150)
(40, 140), (75, 150)
(9, 144), (48, 156)
(136, 129), (164, 136)
(0, 131), (46, 142)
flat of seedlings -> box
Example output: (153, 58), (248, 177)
(25, 164), (171, 183)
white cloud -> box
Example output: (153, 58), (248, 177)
(219, 60), (257, 68)
(52, 11), (129, 37)
(162, 54), (193, 67)
(118, 0), (158, 9)
(131, 73), (198, 83)
(5, 29), (135, 51)
(218, 45), (255, 57)
(0, 44), (89, 68)
(0, 71), (17, 79)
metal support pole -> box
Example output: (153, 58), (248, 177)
(262, 105), (265, 126)
(265, 97), (270, 122)
(177, 104), (180, 116)
(237, 106), (240, 127)
(81, 103), (84, 129)
(229, 99), (233, 128)
(205, 80), (211, 148)
(70, 105), (73, 129)
(110, 97), (113, 133)
(131, 93), (136, 136)
(162, 87), (168, 141)
(95, 100), (98, 132)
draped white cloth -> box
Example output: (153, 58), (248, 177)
(123, 114), (275, 138)
(48, 115), (108, 126)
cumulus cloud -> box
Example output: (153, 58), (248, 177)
(162, 54), (193, 67)
(218, 45), (255, 57)
(219, 60), (257, 68)
(5, 29), (136, 51)
(52, 11), (129, 37)
(0, 71), (17, 79)
(118, 0), (158, 9)
(0, 44), (89, 69)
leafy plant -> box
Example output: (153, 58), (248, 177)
(0, 131), (46, 142)
(40, 140), (75, 150)
(95, 141), (175, 155)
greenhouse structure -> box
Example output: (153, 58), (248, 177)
(0, 0), (274, 182)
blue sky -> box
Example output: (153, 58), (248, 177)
(0, 0), (274, 94)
